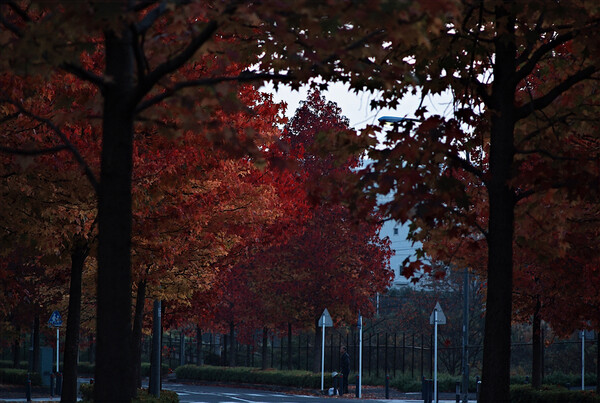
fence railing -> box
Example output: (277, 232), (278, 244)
(136, 330), (597, 379)
(2, 330), (596, 380)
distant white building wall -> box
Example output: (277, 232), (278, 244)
(379, 220), (415, 287)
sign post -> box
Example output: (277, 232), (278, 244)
(47, 311), (63, 373)
(430, 302), (446, 403)
(579, 330), (594, 391)
(357, 314), (363, 398)
(318, 309), (333, 391)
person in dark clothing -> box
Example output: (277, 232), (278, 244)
(340, 346), (350, 395)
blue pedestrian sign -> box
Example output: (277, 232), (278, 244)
(48, 310), (63, 327)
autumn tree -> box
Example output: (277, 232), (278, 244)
(0, 0), (469, 399)
(355, 2), (600, 401)
(232, 91), (393, 371)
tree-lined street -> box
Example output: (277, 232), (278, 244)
(1, 1), (600, 402)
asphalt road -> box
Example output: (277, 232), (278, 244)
(163, 382), (461, 403)
(165, 383), (358, 403)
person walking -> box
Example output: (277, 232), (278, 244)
(340, 346), (350, 395)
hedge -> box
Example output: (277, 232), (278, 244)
(79, 384), (178, 403)
(141, 362), (171, 376)
(511, 384), (600, 403)
(0, 368), (41, 385)
(176, 365), (322, 389)
(0, 360), (29, 369)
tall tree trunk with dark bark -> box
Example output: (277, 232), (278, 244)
(312, 319), (321, 373)
(196, 327), (203, 365)
(261, 327), (269, 370)
(287, 323), (293, 370)
(480, 5), (517, 402)
(61, 240), (88, 403)
(12, 331), (20, 368)
(95, 18), (135, 401)
(131, 279), (147, 396)
(32, 316), (40, 373)
(531, 298), (542, 389)
(229, 322), (235, 367)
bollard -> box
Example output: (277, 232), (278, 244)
(356, 374), (359, 398)
(385, 374), (389, 399)
(26, 373), (32, 402)
(476, 376), (481, 403)
(50, 372), (55, 397)
(56, 372), (62, 395)
(456, 381), (461, 403)
(422, 377), (432, 403)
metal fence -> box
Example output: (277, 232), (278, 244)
(138, 329), (598, 380)
(2, 329), (596, 380)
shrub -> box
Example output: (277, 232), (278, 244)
(0, 368), (41, 385)
(176, 365), (322, 389)
(0, 360), (29, 369)
(78, 361), (95, 375)
(543, 371), (597, 387)
(389, 373), (422, 392)
(141, 362), (171, 376)
(511, 384), (600, 403)
(80, 384), (178, 403)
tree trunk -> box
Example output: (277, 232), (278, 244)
(480, 5), (517, 402)
(12, 332), (20, 368)
(261, 327), (268, 370)
(312, 319), (321, 373)
(88, 336), (95, 365)
(61, 240), (88, 403)
(95, 19), (135, 402)
(131, 279), (147, 396)
(531, 298), (542, 389)
(32, 316), (40, 373)
(287, 323), (292, 370)
(196, 327), (203, 366)
(597, 333), (600, 395)
(229, 322), (236, 367)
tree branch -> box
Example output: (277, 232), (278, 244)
(135, 71), (292, 113)
(0, 13), (22, 37)
(0, 144), (69, 155)
(445, 151), (487, 184)
(130, 0), (160, 13)
(135, 0), (169, 35)
(61, 62), (106, 89)
(0, 99), (100, 194)
(514, 30), (578, 85)
(132, 18), (220, 107)
(515, 65), (597, 120)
